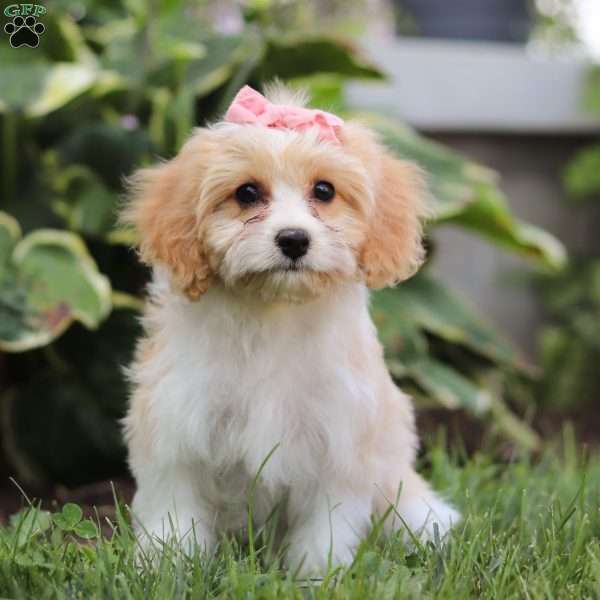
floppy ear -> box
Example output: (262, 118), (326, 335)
(122, 159), (212, 300)
(360, 154), (429, 289)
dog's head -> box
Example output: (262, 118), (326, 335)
(123, 85), (429, 303)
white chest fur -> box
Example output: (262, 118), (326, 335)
(143, 280), (379, 493)
(129, 277), (459, 571)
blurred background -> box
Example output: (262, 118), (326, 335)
(0, 0), (599, 517)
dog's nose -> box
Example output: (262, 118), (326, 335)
(275, 228), (310, 260)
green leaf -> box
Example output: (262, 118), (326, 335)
(371, 273), (536, 423)
(180, 35), (246, 97)
(488, 395), (540, 451)
(288, 74), (346, 113)
(446, 192), (566, 271)
(14, 550), (53, 569)
(3, 377), (126, 486)
(538, 327), (589, 410)
(215, 31), (266, 115)
(582, 65), (600, 114)
(0, 212), (21, 277)
(563, 144), (600, 201)
(41, 13), (98, 64)
(2, 309), (137, 485)
(53, 503), (83, 531)
(57, 125), (152, 189)
(0, 52), (116, 116)
(391, 356), (492, 414)
(105, 227), (138, 246)
(111, 291), (144, 311)
(74, 519), (99, 540)
(352, 113), (566, 270)
(13, 231), (112, 329)
(30, 65), (97, 118)
(0, 63), (50, 113)
(373, 273), (527, 371)
(255, 34), (384, 81)
(0, 213), (112, 352)
(534, 259), (600, 411)
(50, 165), (118, 239)
(352, 112), (496, 217)
(10, 508), (52, 547)
(370, 284), (429, 363)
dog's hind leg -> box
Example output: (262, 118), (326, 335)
(374, 467), (460, 542)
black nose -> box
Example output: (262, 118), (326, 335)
(275, 228), (310, 260)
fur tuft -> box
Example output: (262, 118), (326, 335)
(263, 79), (310, 107)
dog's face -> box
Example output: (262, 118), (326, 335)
(200, 124), (376, 302)
(124, 99), (428, 302)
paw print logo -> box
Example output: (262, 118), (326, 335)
(4, 15), (45, 48)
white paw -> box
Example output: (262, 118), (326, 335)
(286, 534), (356, 576)
(286, 510), (365, 576)
(400, 494), (460, 541)
(133, 514), (214, 559)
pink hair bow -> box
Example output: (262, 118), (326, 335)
(224, 85), (344, 143)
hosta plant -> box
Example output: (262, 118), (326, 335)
(0, 0), (565, 484)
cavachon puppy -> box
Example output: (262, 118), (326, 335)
(122, 84), (459, 574)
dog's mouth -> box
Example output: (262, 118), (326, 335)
(228, 263), (330, 303)
(266, 260), (310, 274)
(237, 264), (313, 283)
(281, 263), (306, 273)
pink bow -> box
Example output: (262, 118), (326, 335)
(224, 85), (344, 143)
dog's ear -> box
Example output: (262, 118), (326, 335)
(122, 157), (212, 300)
(359, 153), (429, 289)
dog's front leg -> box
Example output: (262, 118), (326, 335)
(131, 463), (215, 556)
(285, 485), (372, 575)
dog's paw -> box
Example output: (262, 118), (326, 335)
(399, 494), (461, 542)
(285, 513), (364, 576)
(4, 15), (45, 48)
(133, 515), (215, 564)
(286, 535), (356, 577)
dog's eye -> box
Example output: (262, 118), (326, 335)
(235, 183), (262, 205)
(313, 181), (335, 202)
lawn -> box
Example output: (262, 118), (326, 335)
(1, 431), (599, 599)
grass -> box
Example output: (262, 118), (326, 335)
(1, 430), (599, 599)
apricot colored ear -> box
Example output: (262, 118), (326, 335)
(360, 155), (429, 289)
(122, 160), (212, 300)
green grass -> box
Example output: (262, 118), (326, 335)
(1, 432), (600, 599)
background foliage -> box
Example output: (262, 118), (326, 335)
(0, 0), (566, 485)
(533, 66), (600, 413)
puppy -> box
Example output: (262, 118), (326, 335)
(123, 84), (459, 574)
